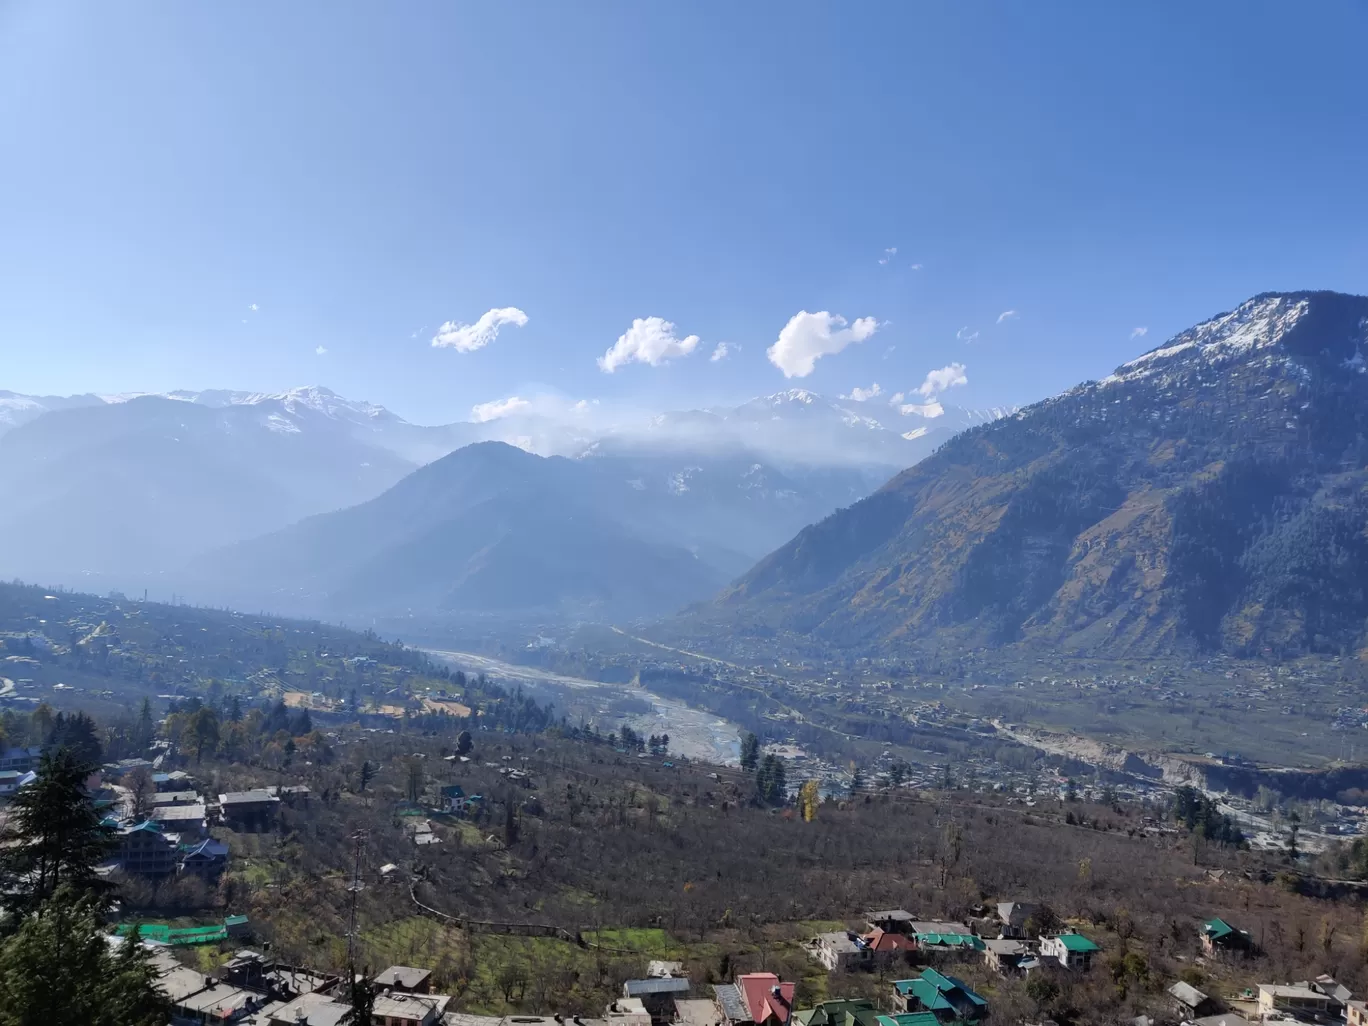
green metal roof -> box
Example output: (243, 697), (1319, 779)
(895, 969), (988, 1016)
(795, 1001), (880, 1026)
(1204, 918), (1235, 939)
(877, 1014), (942, 1026)
(1054, 933), (1100, 952)
(917, 933), (985, 950)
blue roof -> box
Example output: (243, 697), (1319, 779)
(181, 838), (229, 858)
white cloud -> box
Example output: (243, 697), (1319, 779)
(909, 263), (923, 271)
(1131, 325), (1149, 339)
(598, 316), (701, 373)
(956, 326), (979, 344)
(471, 396), (531, 422)
(887, 391), (905, 405)
(431, 306), (529, 352)
(917, 362), (968, 398)
(709, 341), (733, 363)
(997, 309), (1018, 324)
(841, 383), (882, 402)
(767, 310), (879, 378)
(899, 401), (945, 419)
(878, 247), (898, 265)
(248, 303), (259, 312)
(902, 427), (929, 440)
(314, 345), (328, 356)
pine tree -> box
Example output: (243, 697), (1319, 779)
(48, 712), (103, 766)
(0, 748), (115, 925)
(135, 698), (156, 748)
(190, 707), (219, 764)
(755, 755), (787, 806)
(739, 733), (760, 771)
(357, 759), (376, 793)
(0, 888), (167, 1026)
(849, 766), (865, 797)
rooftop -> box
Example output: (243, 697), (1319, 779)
(1051, 933), (1100, 953)
(738, 972), (795, 1026)
(876, 1015), (941, 1026)
(376, 965), (432, 989)
(218, 789), (281, 806)
(1169, 981), (1210, 1007)
(151, 790), (200, 805)
(814, 931), (860, 954)
(894, 969), (987, 1013)
(1259, 985), (1327, 1001)
(909, 921), (972, 936)
(157, 966), (215, 1003)
(173, 983), (259, 1017)
(151, 803), (207, 821)
(861, 928), (916, 952)
(270, 992), (353, 1026)
(624, 978), (692, 997)
(373, 992), (449, 1019)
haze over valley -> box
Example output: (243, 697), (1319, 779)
(3, 6), (1368, 1025)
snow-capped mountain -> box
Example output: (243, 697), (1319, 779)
(0, 378), (1009, 609)
(634, 389), (1012, 470)
(0, 390), (105, 433)
(705, 290), (1368, 662)
(0, 386), (473, 463)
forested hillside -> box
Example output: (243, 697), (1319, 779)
(710, 291), (1368, 661)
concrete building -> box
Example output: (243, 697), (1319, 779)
(1256, 984), (1332, 1020)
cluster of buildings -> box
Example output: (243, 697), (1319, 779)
(145, 946), (453, 1026)
(97, 759), (310, 882)
(808, 905), (1100, 985)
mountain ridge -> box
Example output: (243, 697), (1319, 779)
(188, 440), (731, 620)
(701, 290), (1368, 662)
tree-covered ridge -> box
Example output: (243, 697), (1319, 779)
(716, 292), (1368, 661)
(0, 581), (556, 766)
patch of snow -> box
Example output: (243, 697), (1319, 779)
(1103, 295), (1311, 387)
(264, 413), (301, 434)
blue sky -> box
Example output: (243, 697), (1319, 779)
(2, 2), (1365, 425)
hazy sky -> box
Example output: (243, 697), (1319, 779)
(2, 3), (1365, 425)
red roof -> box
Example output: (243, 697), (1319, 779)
(739, 973), (795, 1025)
(862, 928), (916, 952)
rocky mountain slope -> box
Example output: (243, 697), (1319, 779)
(711, 291), (1368, 660)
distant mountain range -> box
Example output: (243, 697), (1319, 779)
(701, 291), (1368, 661)
(188, 441), (733, 619)
(0, 383), (1007, 614)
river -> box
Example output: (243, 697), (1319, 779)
(423, 648), (741, 766)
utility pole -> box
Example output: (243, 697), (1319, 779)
(346, 830), (366, 970)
